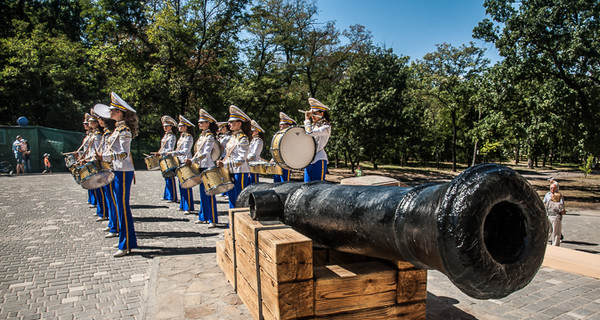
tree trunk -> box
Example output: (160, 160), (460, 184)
(514, 146), (519, 165)
(451, 109), (457, 172)
(527, 158), (533, 169)
(471, 139), (479, 167)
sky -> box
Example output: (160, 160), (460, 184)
(315, 0), (502, 63)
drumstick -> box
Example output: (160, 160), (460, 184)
(143, 153), (152, 157)
(298, 109), (308, 114)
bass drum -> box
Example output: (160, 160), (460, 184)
(159, 155), (179, 178)
(78, 161), (114, 190)
(200, 166), (234, 196)
(271, 127), (315, 170)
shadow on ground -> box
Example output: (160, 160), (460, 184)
(135, 231), (218, 239)
(426, 292), (477, 319)
(135, 246), (216, 258)
(134, 216), (190, 223)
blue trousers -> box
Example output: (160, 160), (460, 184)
(113, 171), (137, 251)
(88, 189), (96, 205)
(179, 184), (194, 211)
(198, 179), (218, 223)
(105, 181), (119, 233)
(273, 169), (291, 182)
(94, 187), (108, 218)
(249, 173), (259, 184)
(163, 177), (178, 201)
(304, 160), (327, 182)
(227, 173), (248, 208)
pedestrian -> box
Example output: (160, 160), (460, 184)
(272, 112), (296, 182)
(247, 120), (265, 184)
(42, 153), (52, 173)
(543, 181), (565, 246)
(190, 109), (219, 227)
(303, 98), (331, 182)
(217, 105), (251, 208)
(22, 140), (31, 173)
(11, 135), (25, 174)
(98, 92), (138, 257)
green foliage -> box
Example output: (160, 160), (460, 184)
(579, 155), (594, 178)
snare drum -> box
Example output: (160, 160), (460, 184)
(159, 155), (179, 178)
(69, 163), (81, 184)
(144, 155), (160, 170)
(176, 162), (203, 189)
(200, 166), (234, 195)
(249, 161), (268, 174)
(64, 154), (77, 168)
(78, 161), (114, 190)
(271, 127), (316, 170)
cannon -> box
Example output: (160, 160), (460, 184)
(236, 164), (549, 299)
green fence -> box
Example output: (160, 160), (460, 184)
(0, 126), (85, 173)
(0, 126), (160, 173)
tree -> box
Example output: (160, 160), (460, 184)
(474, 0), (600, 156)
(332, 46), (411, 171)
(413, 42), (489, 171)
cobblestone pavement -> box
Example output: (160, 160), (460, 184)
(0, 171), (599, 319)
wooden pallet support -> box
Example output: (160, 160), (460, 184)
(216, 208), (427, 319)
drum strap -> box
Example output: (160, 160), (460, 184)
(194, 135), (209, 159)
(222, 136), (240, 164)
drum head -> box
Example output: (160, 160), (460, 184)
(81, 171), (115, 190)
(210, 141), (222, 162)
(274, 127), (315, 170)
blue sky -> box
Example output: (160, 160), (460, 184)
(315, 0), (501, 63)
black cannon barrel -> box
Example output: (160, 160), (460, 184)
(236, 164), (548, 299)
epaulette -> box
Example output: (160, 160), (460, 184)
(166, 131), (175, 136)
(117, 124), (131, 133)
(93, 128), (103, 135)
(182, 132), (191, 137)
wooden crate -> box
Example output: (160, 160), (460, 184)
(218, 208), (427, 320)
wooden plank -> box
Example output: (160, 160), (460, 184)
(216, 241), (235, 290)
(261, 271), (314, 319)
(236, 268), (260, 320)
(258, 228), (313, 282)
(397, 269), (427, 304)
(313, 301), (426, 320)
(314, 261), (397, 315)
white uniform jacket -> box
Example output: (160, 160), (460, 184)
(158, 131), (177, 156)
(172, 132), (193, 163)
(247, 137), (264, 162)
(224, 131), (250, 174)
(192, 130), (216, 168)
(84, 128), (103, 162)
(102, 121), (134, 172)
(304, 119), (331, 164)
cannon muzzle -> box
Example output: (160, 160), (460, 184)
(236, 164), (548, 299)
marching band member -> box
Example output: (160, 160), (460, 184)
(304, 98), (331, 182)
(216, 122), (231, 155)
(247, 120), (265, 184)
(217, 105), (251, 208)
(216, 121), (231, 197)
(190, 109), (219, 227)
(98, 92), (138, 257)
(155, 116), (178, 203)
(81, 114), (96, 207)
(272, 112), (296, 182)
(94, 104), (119, 239)
(85, 112), (109, 221)
(171, 115), (195, 214)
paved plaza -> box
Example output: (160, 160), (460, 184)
(0, 171), (599, 319)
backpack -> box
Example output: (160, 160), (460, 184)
(546, 192), (564, 216)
